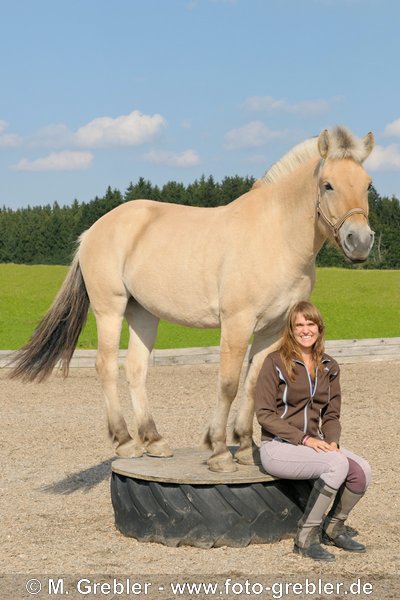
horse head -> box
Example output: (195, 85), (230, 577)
(316, 126), (375, 263)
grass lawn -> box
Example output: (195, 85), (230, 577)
(0, 264), (399, 350)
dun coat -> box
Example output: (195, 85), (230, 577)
(9, 126), (375, 472)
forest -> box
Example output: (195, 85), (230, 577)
(0, 175), (399, 268)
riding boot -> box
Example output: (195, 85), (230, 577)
(293, 478), (336, 561)
(322, 486), (366, 552)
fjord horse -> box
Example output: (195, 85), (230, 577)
(9, 126), (374, 472)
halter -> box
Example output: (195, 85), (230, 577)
(316, 162), (369, 242)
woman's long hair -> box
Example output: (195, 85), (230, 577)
(278, 301), (325, 381)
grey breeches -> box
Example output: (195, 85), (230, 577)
(260, 440), (372, 492)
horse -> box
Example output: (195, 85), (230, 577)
(9, 126), (375, 472)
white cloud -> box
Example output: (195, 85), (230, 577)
(383, 118), (400, 137)
(11, 151), (93, 172)
(0, 120), (21, 147)
(74, 110), (166, 148)
(2, 110), (167, 153)
(32, 123), (74, 148)
(224, 121), (287, 150)
(244, 95), (332, 115)
(0, 132), (21, 148)
(365, 144), (400, 171)
(144, 149), (200, 167)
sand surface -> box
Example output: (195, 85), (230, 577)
(1, 361), (399, 598)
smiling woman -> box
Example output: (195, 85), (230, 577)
(255, 301), (372, 561)
(293, 315), (320, 351)
(276, 301), (325, 383)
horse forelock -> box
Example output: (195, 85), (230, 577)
(324, 126), (368, 163)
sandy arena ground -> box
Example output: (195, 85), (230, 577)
(1, 361), (399, 598)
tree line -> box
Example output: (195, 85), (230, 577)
(0, 176), (399, 268)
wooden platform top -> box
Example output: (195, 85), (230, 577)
(111, 446), (275, 485)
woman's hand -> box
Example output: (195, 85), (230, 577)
(304, 437), (337, 453)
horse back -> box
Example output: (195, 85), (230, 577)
(78, 199), (238, 325)
(77, 194), (313, 328)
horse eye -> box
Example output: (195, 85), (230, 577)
(324, 182), (333, 191)
(368, 182), (373, 191)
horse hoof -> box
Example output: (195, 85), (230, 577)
(207, 451), (238, 473)
(116, 439), (145, 458)
(146, 439), (174, 458)
(235, 444), (261, 466)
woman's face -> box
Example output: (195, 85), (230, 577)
(292, 312), (320, 353)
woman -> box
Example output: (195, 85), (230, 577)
(255, 301), (371, 562)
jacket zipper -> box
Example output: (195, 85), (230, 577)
(295, 360), (318, 433)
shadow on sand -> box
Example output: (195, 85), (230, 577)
(39, 459), (113, 495)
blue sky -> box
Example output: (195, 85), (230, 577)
(1, 0), (400, 209)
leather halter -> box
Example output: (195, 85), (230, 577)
(316, 163), (369, 242)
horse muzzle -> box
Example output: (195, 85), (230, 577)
(339, 221), (375, 263)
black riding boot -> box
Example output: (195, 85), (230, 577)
(322, 486), (366, 552)
(294, 478), (336, 561)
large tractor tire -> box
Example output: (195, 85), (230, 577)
(111, 448), (311, 548)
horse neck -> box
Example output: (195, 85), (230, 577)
(262, 158), (326, 262)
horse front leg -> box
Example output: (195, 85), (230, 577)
(204, 318), (252, 472)
(124, 300), (173, 458)
(233, 331), (282, 465)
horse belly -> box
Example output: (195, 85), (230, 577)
(123, 254), (221, 328)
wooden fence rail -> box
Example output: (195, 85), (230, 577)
(1, 338), (399, 369)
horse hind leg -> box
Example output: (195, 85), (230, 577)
(124, 300), (173, 458)
(94, 297), (144, 458)
(204, 317), (251, 472)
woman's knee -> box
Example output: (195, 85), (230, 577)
(346, 457), (372, 494)
(320, 451), (349, 489)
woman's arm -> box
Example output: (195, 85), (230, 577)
(255, 356), (304, 445)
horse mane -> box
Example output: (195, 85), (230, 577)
(260, 137), (319, 185)
(259, 126), (367, 186)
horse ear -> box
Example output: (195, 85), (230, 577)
(361, 131), (375, 162)
(317, 129), (330, 159)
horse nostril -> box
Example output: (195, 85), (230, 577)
(345, 232), (354, 250)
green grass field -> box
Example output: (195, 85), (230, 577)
(0, 264), (399, 350)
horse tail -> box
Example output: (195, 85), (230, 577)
(8, 247), (90, 382)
